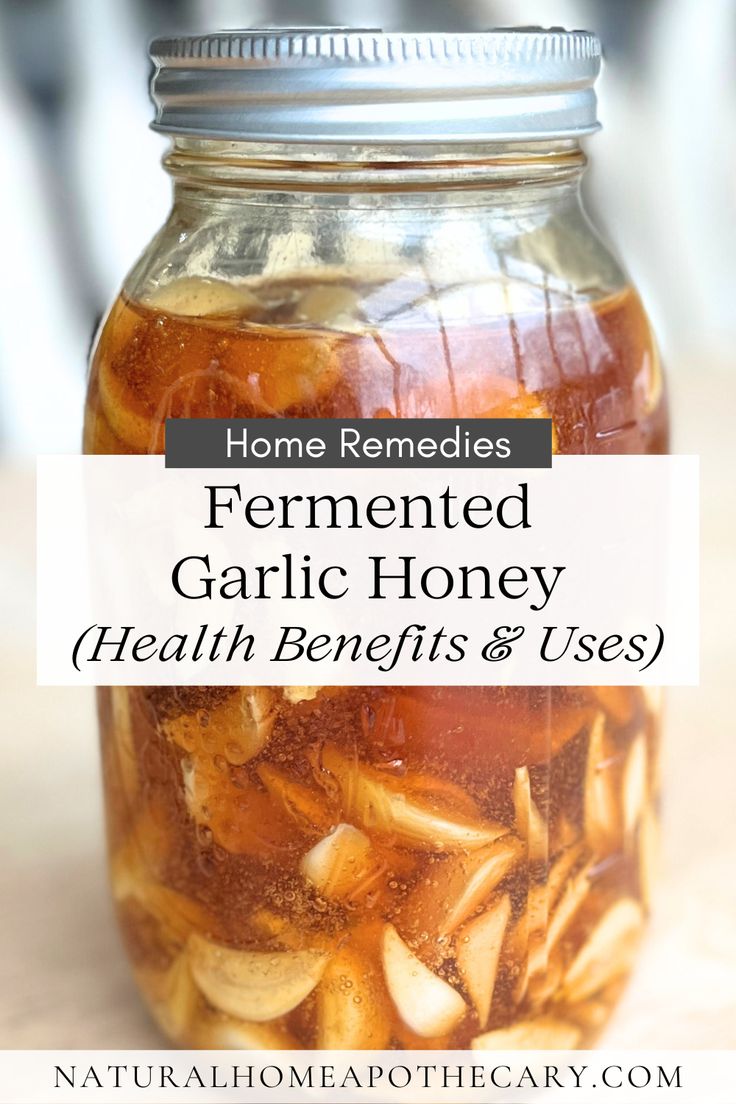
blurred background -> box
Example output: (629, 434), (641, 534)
(0, 0), (734, 455)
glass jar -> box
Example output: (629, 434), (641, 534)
(85, 28), (666, 1050)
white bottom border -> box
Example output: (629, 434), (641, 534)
(0, 1049), (731, 1103)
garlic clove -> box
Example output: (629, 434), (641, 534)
(109, 687), (138, 806)
(300, 822), (381, 900)
(455, 895), (511, 1028)
(191, 1010), (300, 1050)
(146, 276), (264, 319)
(472, 1014), (581, 1050)
(283, 686), (324, 704)
(316, 948), (391, 1049)
(142, 954), (199, 1042)
(559, 899), (644, 1004)
(294, 284), (363, 332)
(320, 745), (505, 852)
(257, 762), (335, 835)
(164, 687), (276, 766)
(546, 863), (593, 952)
(188, 934), (329, 1022)
(381, 924), (466, 1038)
(584, 712), (620, 857)
(513, 765), (547, 864)
(402, 836), (522, 939)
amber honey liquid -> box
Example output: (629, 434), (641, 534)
(85, 273), (666, 1049)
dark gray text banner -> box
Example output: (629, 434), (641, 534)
(165, 418), (552, 468)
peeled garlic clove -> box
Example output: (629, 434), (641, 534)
(584, 713), (620, 856)
(547, 842), (586, 906)
(622, 733), (648, 838)
(258, 763), (335, 835)
(300, 823), (381, 900)
(111, 829), (219, 947)
(283, 686), (324, 704)
(471, 1015), (581, 1050)
(404, 836), (522, 938)
(560, 899), (644, 1004)
(513, 766), (547, 864)
(506, 911), (531, 1006)
(400, 770), (488, 821)
(109, 688), (138, 806)
(212, 684), (275, 763)
(381, 924), (466, 1038)
(192, 1010), (300, 1050)
(109, 802), (172, 886)
(316, 949), (391, 1049)
(523, 881), (551, 997)
(183, 756), (295, 856)
(110, 833), (142, 903)
(146, 276), (264, 318)
(141, 884), (220, 947)
(507, 873), (572, 1010)
(527, 952), (566, 1011)
(294, 284), (362, 331)
(455, 895), (511, 1028)
(188, 934), (329, 1022)
(355, 781), (500, 851)
(320, 745), (505, 852)
(144, 954), (199, 1042)
(546, 863), (593, 952)
(181, 754), (211, 827)
(248, 686), (277, 722)
(166, 687), (276, 766)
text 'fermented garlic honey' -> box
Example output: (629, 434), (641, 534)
(85, 28), (667, 1050)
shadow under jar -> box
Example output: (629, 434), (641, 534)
(85, 28), (667, 1050)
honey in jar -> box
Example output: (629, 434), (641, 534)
(85, 28), (667, 1050)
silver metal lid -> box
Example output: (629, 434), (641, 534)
(149, 27), (601, 144)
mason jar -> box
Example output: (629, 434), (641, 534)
(84, 27), (666, 1050)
